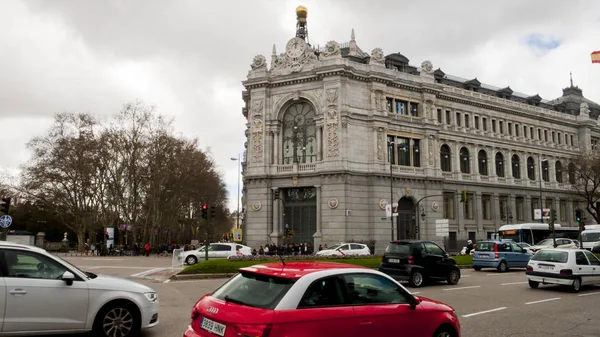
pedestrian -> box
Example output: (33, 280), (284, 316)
(144, 242), (151, 257)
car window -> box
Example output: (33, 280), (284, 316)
(236, 245), (244, 250)
(298, 276), (348, 308)
(531, 250), (568, 263)
(423, 242), (444, 256)
(583, 251), (600, 266)
(500, 242), (512, 252)
(582, 232), (600, 242)
(384, 243), (411, 255)
(3, 249), (68, 280)
(214, 244), (232, 251)
(476, 242), (495, 252)
(350, 244), (363, 250)
(511, 243), (524, 253)
(338, 245), (350, 251)
(575, 252), (589, 265)
(212, 272), (294, 310)
(343, 273), (410, 305)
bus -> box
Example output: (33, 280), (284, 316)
(498, 223), (580, 245)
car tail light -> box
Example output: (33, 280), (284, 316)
(494, 244), (499, 259)
(191, 307), (200, 320)
(560, 269), (573, 275)
(235, 323), (272, 337)
(526, 266), (533, 272)
(408, 256), (414, 264)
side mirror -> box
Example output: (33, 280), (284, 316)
(61, 271), (75, 286)
(409, 295), (422, 310)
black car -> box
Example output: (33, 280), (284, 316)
(378, 240), (461, 287)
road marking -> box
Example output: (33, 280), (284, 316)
(461, 275), (471, 278)
(501, 282), (528, 286)
(130, 268), (167, 277)
(162, 279), (171, 284)
(578, 292), (600, 297)
(82, 258), (124, 261)
(525, 297), (561, 305)
(486, 273), (515, 276)
(411, 292), (421, 295)
(81, 266), (151, 270)
(462, 307), (507, 318)
(443, 286), (481, 291)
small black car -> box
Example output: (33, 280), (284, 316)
(379, 240), (461, 287)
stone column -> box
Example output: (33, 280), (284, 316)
(475, 192), (483, 232)
(316, 126), (322, 161)
(273, 131), (279, 165)
(525, 195), (532, 222)
(270, 188), (280, 242)
(313, 185), (323, 247)
(493, 193), (501, 228)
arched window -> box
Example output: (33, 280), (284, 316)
(440, 144), (451, 172)
(512, 154), (521, 179)
(459, 147), (470, 173)
(527, 157), (535, 180)
(478, 150), (488, 176)
(568, 162), (576, 184)
(495, 152), (505, 177)
(542, 160), (549, 182)
(555, 161), (563, 183)
(282, 102), (317, 164)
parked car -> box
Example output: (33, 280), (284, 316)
(517, 242), (533, 253)
(472, 240), (533, 272)
(182, 243), (252, 265)
(526, 248), (600, 292)
(378, 240), (461, 287)
(184, 261), (461, 337)
(0, 241), (159, 337)
(529, 238), (577, 253)
(315, 242), (371, 256)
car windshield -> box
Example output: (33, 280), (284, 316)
(328, 244), (343, 250)
(535, 239), (554, 246)
(211, 271), (294, 310)
(582, 232), (600, 242)
(531, 250), (569, 263)
(476, 242), (496, 252)
(57, 256), (93, 279)
(384, 243), (411, 255)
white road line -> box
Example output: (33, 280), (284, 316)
(578, 292), (600, 297)
(443, 286), (481, 291)
(525, 297), (561, 305)
(130, 267), (166, 277)
(82, 258), (124, 261)
(81, 266), (151, 270)
(486, 273), (515, 276)
(162, 279), (171, 284)
(501, 282), (528, 286)
(461, 275), (471, 278)
(462, 307), (507, 318)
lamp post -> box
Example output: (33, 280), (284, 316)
(388, 140), (395, 241)
(230, 154), (241, 229)
(538, 156), (548, 224)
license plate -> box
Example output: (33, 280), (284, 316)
(201, 317), (226, 336)
(538, 265), (553, 271)
(479, 254), (489, 258)
(388, 258), (400, 263)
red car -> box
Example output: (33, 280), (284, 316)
(184, 261), (460, 337)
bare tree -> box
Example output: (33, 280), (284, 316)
(571, 153), (600, 223)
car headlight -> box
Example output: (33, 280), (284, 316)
(144, 292), (158, 303)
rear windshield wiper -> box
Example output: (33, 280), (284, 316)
(224, 295), (251, 307)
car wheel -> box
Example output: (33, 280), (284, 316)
(447, 269), (460, 285)
(497, 261), (508, 272)
(528, 280), (539, 289)
(571, 278), (581, 293)
(473, 266), (482, 271)
(186, 255), (198, 265)
(409, 270), (424, 287)
(433, 326), (456, 337)
(94, 302), (140, 337)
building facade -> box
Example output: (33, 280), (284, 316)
(240, 8), (600, 252)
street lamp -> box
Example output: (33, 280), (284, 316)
(230, 154), (241, 229)
(388, 140), (395, 241)
(538, 156), (548, 224)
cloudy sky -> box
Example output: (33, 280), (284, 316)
(1, 0), (599, 212)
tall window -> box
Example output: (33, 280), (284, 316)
(531, 198), (540, 219)
(456, 112), (461, 126)
(464, 193), (474, 219)
(440, 144), (451, 172)
(282, 102), (317, 164)
(512, 154), (521, 179)
(516, 197), (524, 221)
(437, 109), (442, 123)
(542, 160), (549, 182)
(387, 135), (420, 167)
(568, 162), (576, 184)
(443, 192), (454, 219)
(499, 196), (508, 221)
(482, 195), (491, 220)
(396, 137), (410, 166)
(555, 161), (563, 183)
(527, 157), (535, 180)
(482, 117), (487, 131)
(460, 147), (470, 174)
(478, 150), (488, 176)
(560, 200), (567, 222)
(495, 152), (505, 177)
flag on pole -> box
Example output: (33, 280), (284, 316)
(592, 51), (600, 64)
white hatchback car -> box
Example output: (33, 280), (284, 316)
(529, 238), (577, 253)
(526, 248), (600, 292)
(182, 242), (252, 265)
(315, 243), (371, 256)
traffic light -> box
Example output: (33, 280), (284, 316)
(0, 197), (11, 214)
(105, 231), (109, 240)
(201, 204), (207, 219)
(460, 190), (467, 203)
(581, 223), (586, 231)
(210, 204), (216, 219)
(575, 209), (582, 222)
(549, 209), (556, 224)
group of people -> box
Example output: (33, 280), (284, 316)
(252, 242), (315, 256)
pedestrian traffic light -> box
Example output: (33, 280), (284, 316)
(201, 204), (207, 219)
(210, 204), (216, 219)
(575, 209), (582, 222)
(105, 231), (109, 240)
(274, 190), (279, 200)
(0, 197), (11, 214)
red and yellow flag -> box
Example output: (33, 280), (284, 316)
(592, 51), (600, 64)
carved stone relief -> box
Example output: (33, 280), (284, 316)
(326, 107), (339, 158)
(321, 41), (341, 60)
(580, 102), (590, 116)
(250, 55), (267, 70)
(428, 135), (435, 166)
(377, 127), (384, 161)
(370, 48), (385, 66)
(251, 98), (264, 163)
(326, 88), (338, 105)
(271, 38), (319, 76)
(421, 60), (434, 74)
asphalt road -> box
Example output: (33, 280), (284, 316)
(56, 255), (600, 337)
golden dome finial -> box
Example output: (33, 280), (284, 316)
(296, 5), (308, 19)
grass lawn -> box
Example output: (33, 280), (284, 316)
(180, 255), (474, 275)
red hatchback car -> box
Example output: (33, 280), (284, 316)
(184, 261), (460, 337)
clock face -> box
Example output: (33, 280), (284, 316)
(286, 37), (306, 59)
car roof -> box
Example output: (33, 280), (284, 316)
(537, 248), (586, 253)
(0, 241), (48, 254)
(239, 261), (370, 279)
(389, 240), (430, 244)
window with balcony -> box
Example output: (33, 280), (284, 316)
(387, 135), (420, 167)
(282, 102), (317, 164)
(443, 192), (454, 219)
(440, 144), (451, 172)
(482, 195), (492, 220)
(516, 197), (524, 221)
(527, 156), (535, 180)
(464, 193), (474, 220)
(555, 161), (563, 183)
(460, 147), (470, 174)
(542, 161), (549, 182)
(512, 155), (521, 179)
(495, 152), (505, 177)
(478, 150), (488, 175)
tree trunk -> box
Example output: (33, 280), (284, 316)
(77, 229), (85, 252)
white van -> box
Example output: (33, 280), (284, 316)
(581, 228), (600, 251)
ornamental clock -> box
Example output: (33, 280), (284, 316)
(286, 37), (306, 59)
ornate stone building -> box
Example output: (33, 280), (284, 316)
(240, 7), (600, 252)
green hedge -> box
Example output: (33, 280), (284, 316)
(180, 255), (474, 275)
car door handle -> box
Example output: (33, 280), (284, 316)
(9, 289), (27, 295)
(360, 321), (372, 326)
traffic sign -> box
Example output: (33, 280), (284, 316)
(0, 215), (12, 229)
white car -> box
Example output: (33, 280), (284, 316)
(526, 248), (600, 292)
(0, 241), (159, 336)
(315, 243), (371, 256)
(182, 242), (251, 265)
(529, 238), (577, 253)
